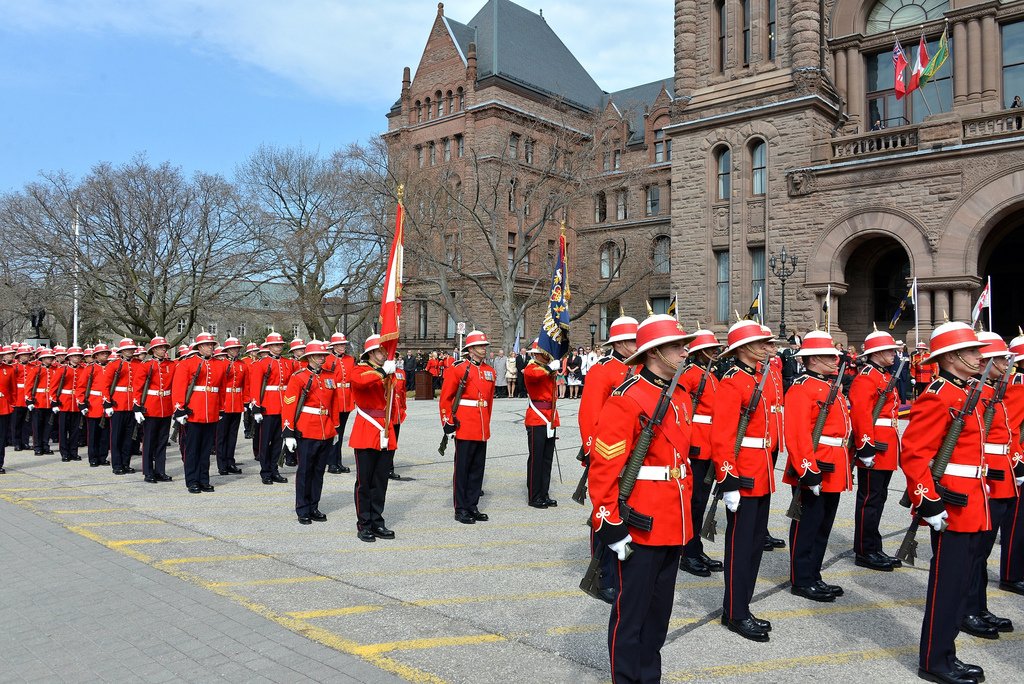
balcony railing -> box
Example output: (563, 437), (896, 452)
(963, 110), (1024, 141)
(831, 125), (919, 160)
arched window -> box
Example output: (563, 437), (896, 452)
(594, 191), (607, 223)
(866, 0), (948, 34)
(425, 97), (432, 120)
(750, 140), (766, 195)
(435, 90), (443, 118)
(652, 236), (670, 274)
(415, 100), (422, 123)
(600, 242), (621, 279)
(456, 87), (465, 110)
(714, 146), (731, 200)
(446, 90), (454, 114)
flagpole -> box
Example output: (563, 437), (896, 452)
(825, 284), (831, 334)
(915, 27), (935, 116)
(987, 275), (993, 332)
(72, 206), (80, 347)
(758, 286), (763, 325)
(913, 277), (919, 348)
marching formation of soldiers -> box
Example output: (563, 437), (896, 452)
(3, 312), (1024, 684)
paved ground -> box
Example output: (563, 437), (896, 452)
(1, 397), (1022, 683)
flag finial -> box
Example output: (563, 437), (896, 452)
(397, 184), (404, 202)
(560, 220), (566, 234)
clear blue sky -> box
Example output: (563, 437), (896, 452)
(0, 0), (672, 193)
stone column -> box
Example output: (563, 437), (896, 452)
(916, 289), (933, 331)
(967, 19), (982, 103)
(952, 288), (972, 322)
(933, 289), (952, 322)
(835, 49), (848, 107)
(847, 49), (864, 128)
(981, 14), (999, 107)
(953, 21), (968, 107)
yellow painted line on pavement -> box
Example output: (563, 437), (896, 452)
(206, 576), (331, 588)
(664, 632), (1024, 682)
(109, 536), (211, 547)
(66, 526), (153, 564)
(19, 494), (99, 501)
(287, 605), (384, 619)
(155, 554), (267, 566)
(51, 508), (130, 514)
(76, 520), (168, 527)
(0, 486), (75, 492)
(353, 634), (506, 655)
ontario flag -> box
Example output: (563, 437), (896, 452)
(378, 187), (405, 360)
(908, 34), (930, 94)
(893, 38), (909, 99)
(537, 226), (570, 360)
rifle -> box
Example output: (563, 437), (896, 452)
(173, 361), (204, 454)
(574, 365), (637, 505)
(258, 363), (272, 406)
(787, 360), (847, 521)
(895, 357), (996, 565)
(701, 363), (770, 541)
(981, 362), (1014, 434)
(581, 361), (686, 599)
(81, 365), (96, 414)
(53, 367), (69, 411)
(280, 372), (315, 466)
(100, 360), (124, 429)
(131, 364), (156, 441)
(25, 368), (43, 424)
(438, 363), (472, 455)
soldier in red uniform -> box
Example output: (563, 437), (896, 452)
(0, 345), (14, 472)
(901, 321), (990, 684)
(135, 337), (175, 483)
(49, 346), (85, 462)
(350, 334), (399, 542)
(76, 343), (111, 467)
(589, 314), (694, 683)
(1001, 332), (1024, 596)
(679, 328), (725, 577)
(958, 331), (1016, 639)
(710, 320), (776, 642)
(101, 339), (142, 474)
(761, 327), (787, 552)
(282, 340), (337, 525)
(439, 330), (496, 525)
(847, 329), (903, 571)
(911, 341), (934, 399)
(216, 337), (247, 476)
(783, 330), (853, 603)
(11, 345), (34, 451)
(25, 347), (57, 456)
(524, 341), (561, 508)
(577, 315), (637, 602)
(172, 331), (227, 493)
(248, 332), (292, 485)
(325, 332), (355, 475)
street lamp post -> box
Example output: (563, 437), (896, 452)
(589, 322), (597, 349)
(769, 246), (798, 339)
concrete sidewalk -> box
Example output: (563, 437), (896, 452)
(0, 498), (401, 684)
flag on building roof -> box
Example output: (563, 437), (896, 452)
(536, 226), (570, 359)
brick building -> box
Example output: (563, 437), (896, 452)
(388, 0), (1024, 352)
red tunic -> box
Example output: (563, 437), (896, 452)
(49, 365), (86, 412)
(0, 364), (13, 415)
(220, 359), (248, 414)
(349, 362), (397, 450)
(25, 364), (57, 409)
(12, 362), (31, 407)
(679, 361), (719, 461)
(438, 360), (496, 441)
(782, 373), (853, 493)
(578, 353), (631, 457)
(847, 363), (901, 471)
(900, 372), (992, 533)
(101, 358), (142, 411)
(282, 366), (339, 441)
(523, 360), (560, 429)
(324, 354), (356, 413)
(172, 357), (227, 423)
(1005, 373), (1024, 479)
(710, 361), (776, 496)
(589, 368), (693, 547)
(766, 362), (785, 453)
(75, 363), (108, 418)
(134, 359), (176, 418)
(392, 368), (407, 425)
(981, 383), (1017, 500)
(247, 356), (294, 415)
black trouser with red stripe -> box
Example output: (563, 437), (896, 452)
(142, 416), (171, 478)
(607, 543), (680, 684)
(0, 414), (7, 467)
(183, 421), (215, 488)
(31, 409), (52, 454)
(920, 529), (984, 673)
(453, 439), (487, 514)
(723, 493), (770, 621)
(327, 411), (351, 468)
(526, 425), (554, 505)
(1002, 492), (1024, 582)
(57, 411), (81, 460)
(258, 414), (283, 479)
(789, 489), (840, 588)
(109, 411), (134, 471)
(296, 437), (331, 518)
(683, 458), (713, 560)
(86, 416), (109, 465)
(353, 447), (393, 530)
(216, 412), (241, 472)
(965, 497), (1012, 616)
(853, 467), (893, 556)
(11, 408), (28, 449)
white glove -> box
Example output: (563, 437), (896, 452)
(608, 534), (633, 561)
(382, 359), (397, 375)
(809, 484), (822, 496)
(858, 455), (875, 468)
(723, 490), (741, 512)
(253, 411), (263, 423)
(284, 437), (297, 452)
(1016, 476), (1024, 487)
(924, 510), (949, 532)
(134, 412), (145, 425)
(26, 404), (34, 412)
(81, 407), (89, 415)
(174, 414), (188, 425)
(104, 407), (114, 417)
(52, 405), (61, 414)
(547, 360), (560, 371)
(910, 378), (916, 385)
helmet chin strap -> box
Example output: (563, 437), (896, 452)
(653, 347), (679, 373)
(954, 351), (980, 372)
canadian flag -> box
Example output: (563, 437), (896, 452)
(907, 35), (929, 94)
(377, 191), (405, 361)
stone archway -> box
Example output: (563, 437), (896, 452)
(838, 236), (913, 344)
(979, 207), (1024, 337)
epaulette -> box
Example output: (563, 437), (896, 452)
(611, 374), (642, 396)
(925, 378), (946, 394)
(596, 356), (614, 366)
(792, 375), (810, 386)
(722, 366), (741, 379)
(859, 365), (874, 376)
(1012, 374), (1024, 386)
(453, 359), (467, 367)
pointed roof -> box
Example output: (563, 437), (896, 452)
(604, 78), (674, 144)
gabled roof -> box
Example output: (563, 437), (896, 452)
(461, 0), (605, 111)
(604, 78), (674, 144)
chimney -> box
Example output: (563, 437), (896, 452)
(467, 41), (477, 82)
(401, 66), (411, 112)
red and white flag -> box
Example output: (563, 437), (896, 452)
(907, 34), (929, 94)
(378, 189), (405, 361)
(893, 39), (909, 100)
(971, 277), (991, 327)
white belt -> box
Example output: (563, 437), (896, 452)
(193, 386), (219, 393)
(818, 436), (845, 447)
(301, 406), (330, 416)
(89, 390), (102, 396)
(34, 387), (48, 393)
(16, 383), (24, 388)
(740, 437), (767, 449)
(944, 463), (987, 479)
(354, 406), (389, 450)
(693, 414), (712, 425)
(147, 389), (171, 397)
(225, 387), (242, 393)
(114, 385), (130, 392)
(459, 399), (489, 408)
(60, 389), (74, 394)
(635, 465), (686, 481)
(984, 443), (1009, 456)
(341, 383), (350, 388)
(264, 385), (282, 391)
(874, 418), (898, 428)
